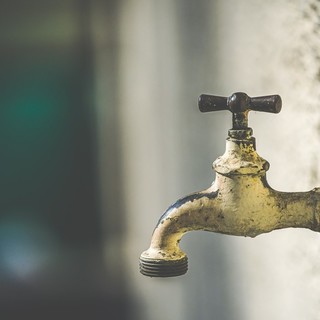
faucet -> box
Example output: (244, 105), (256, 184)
(139, 92), (320, 277)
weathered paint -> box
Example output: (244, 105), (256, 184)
(139, 93), (320, 277)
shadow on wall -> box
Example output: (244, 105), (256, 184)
(0, 0), (129, 319)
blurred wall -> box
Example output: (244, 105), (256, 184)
(117, 1), (320, 320)
(0, 1), (128, 319)
(2, 0), (320, 320)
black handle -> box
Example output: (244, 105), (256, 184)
(198, 92), (282, 129)
(199, 92), (282, 114)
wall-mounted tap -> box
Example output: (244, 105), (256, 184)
(139, 92), (320, 277)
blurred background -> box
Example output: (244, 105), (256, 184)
(1, 0), (320, 319)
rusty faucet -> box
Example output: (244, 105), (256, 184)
(139, 92), (320, 277)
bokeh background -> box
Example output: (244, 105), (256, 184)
(2, 0), (320, 319)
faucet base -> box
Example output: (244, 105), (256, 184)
(139, 256), (188, 277)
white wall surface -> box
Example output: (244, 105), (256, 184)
(115, 1), (320, 319)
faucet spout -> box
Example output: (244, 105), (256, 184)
(139, 188), (219, 277)
(139, 92), (320, 277)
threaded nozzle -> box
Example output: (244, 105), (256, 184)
(139, 256), (188, 277)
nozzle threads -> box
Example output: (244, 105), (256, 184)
(139, 256), (188, 277)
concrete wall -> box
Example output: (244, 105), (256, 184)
(113, 0), (320, 319)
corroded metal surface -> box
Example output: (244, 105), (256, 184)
(139, 92), (320, 277)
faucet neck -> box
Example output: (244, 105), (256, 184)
(228, 127), (255, 148)
(213, 135), (270, 176)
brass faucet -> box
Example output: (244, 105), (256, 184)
(139, 92), (320, 277)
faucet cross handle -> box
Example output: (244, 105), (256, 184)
(198, 92), (282, 129)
